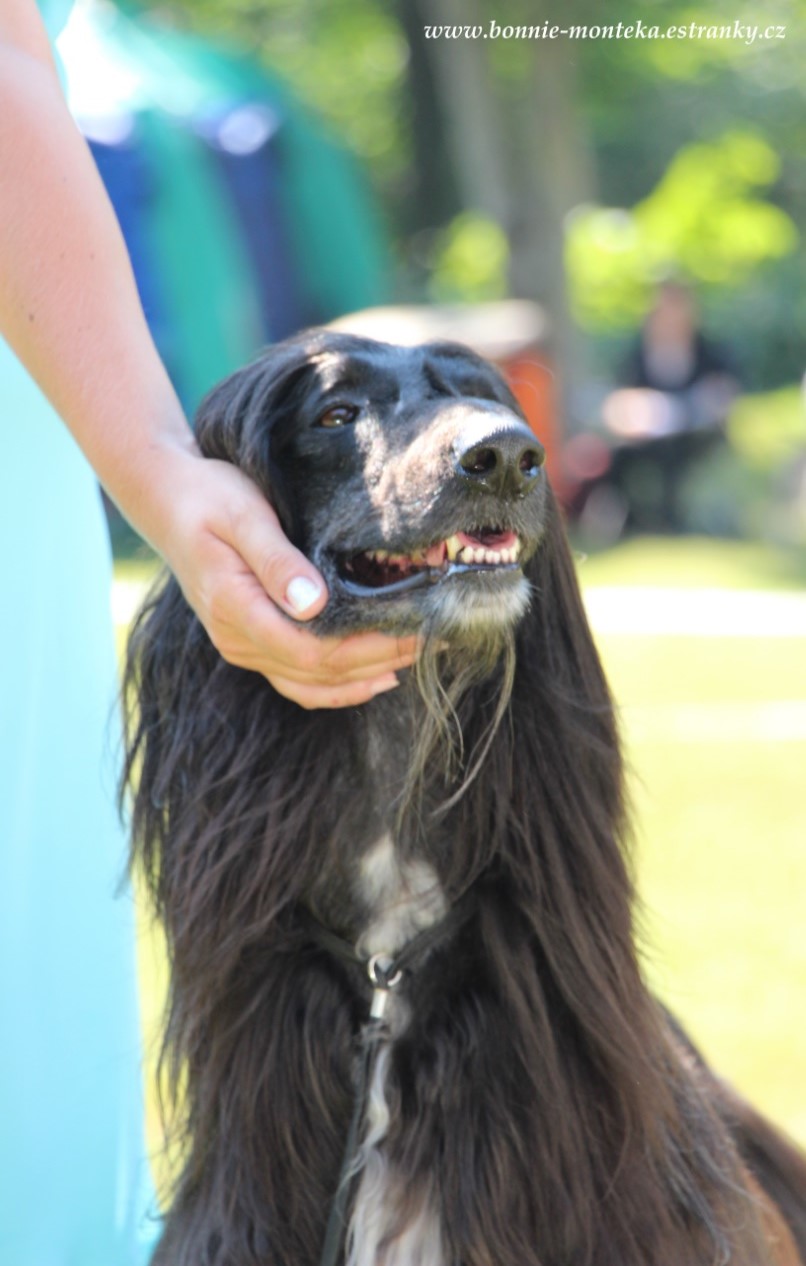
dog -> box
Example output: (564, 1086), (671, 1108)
(123, 330), (806, 1266)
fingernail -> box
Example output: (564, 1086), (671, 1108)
(286, 576), (323, 614)
(370, 675), (400, 696)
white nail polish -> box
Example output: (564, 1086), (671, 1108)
(286, 577), (322, 614)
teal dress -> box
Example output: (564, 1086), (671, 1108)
(0, 3), (156, 1260)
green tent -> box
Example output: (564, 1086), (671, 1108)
(57, 0), (391, 410)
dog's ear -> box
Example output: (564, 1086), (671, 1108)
(193, 343), (312, 543)
(524, 492), (614, 715)
(511, 487), (625, 839)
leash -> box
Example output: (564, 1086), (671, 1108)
(300, 894), (477, 1266)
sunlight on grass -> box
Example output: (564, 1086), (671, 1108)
(601, 634), (806, 1146)
(575, 533), (806, 589)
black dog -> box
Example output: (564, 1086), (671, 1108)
(124, 331), (806, 1266)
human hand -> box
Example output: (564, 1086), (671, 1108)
(148, 449), (419, 709)
(0, 10), (418, 709)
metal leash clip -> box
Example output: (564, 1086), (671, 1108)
(367, 953), (403, 1021)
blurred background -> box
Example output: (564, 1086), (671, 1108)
(47, 0), (805, 1179)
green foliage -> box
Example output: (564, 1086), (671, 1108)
(428, 212), (510, 303)
(135, 0), (410, 186)
(131, 0), (806, 382)
(729, 385), (805, 473)
(567, 130), (798, 330)
(635, 2), (806, 83)
(249, 2), (409, 177)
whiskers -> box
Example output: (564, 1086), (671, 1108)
(398, 611), (518, 828)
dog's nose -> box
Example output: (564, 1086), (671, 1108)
(455, 418), (545, 497)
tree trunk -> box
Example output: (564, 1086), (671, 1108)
(414, 0), (510, 225)
(506, 35), (595, 419)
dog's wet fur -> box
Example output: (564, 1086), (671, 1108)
(124, 330), (806, 1266)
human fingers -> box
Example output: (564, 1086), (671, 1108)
(266, 671), (401, 711)
(313, 631), (422, 678)
(192, 553), (418, 688)
(159, 457), (422, 696)
(221, 471), (328, 621)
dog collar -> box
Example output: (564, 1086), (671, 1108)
(299, 893), (477, 1266)
(300, 892), (475, 1006)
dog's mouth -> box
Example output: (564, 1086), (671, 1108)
(337, 529), (522, 597)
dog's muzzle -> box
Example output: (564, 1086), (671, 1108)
(338, 529), (524, 598)
(338, 418), (543, 600)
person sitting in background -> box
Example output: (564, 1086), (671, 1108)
(570, 280), (740, 537)
(622, 279), (737, 404)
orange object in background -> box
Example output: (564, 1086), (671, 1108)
(500, 348), (562, 498)
(330, 302), (562, 497)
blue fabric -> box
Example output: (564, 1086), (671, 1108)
(38, 0), (73, 38)
(0, 4), (157, 1258)
(0, 340), (157, 1262)
(88, 133), (182, 395)
(199, 106), (308, 340)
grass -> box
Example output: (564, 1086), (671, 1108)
(604, 635), (806, 1145)
(577, 535), (806, 1143)
(123, 533), (806, 1186)
(574, 532), (806, 589)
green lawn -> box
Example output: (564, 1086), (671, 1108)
(122, 534), (806, 1183)
(603, 635), (806, 1145)
(576, 532), (806, 590)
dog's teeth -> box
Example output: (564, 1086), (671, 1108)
(474, 547), (486, 564)
(375, 549), (388, 561)
(485, 549), (502, 565)
(500, 548), (513, 563)
(445, 535), (463, 562)
(512, 538), (522, 558)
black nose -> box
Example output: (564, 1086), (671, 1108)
(455, 419), (545, 497)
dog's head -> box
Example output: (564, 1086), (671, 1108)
(196, 330), (549, 642)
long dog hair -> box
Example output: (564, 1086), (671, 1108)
(123, 331), (806, 1266)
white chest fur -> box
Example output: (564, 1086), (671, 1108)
(357, 834), (447, 961)
(346, 837), (448, 1266)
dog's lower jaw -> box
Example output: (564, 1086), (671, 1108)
(422, 571), (531, 638)
(313, 557), (532, 640)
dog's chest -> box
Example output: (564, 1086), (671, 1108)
(356, 833), (447, 960)
(345, 835), (448, 1266)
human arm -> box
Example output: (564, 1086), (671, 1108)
(0, 0), (416, 707)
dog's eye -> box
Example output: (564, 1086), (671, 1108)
(317, 404), (359, 429)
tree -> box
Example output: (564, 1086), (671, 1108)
(134, 0), (806, 386)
